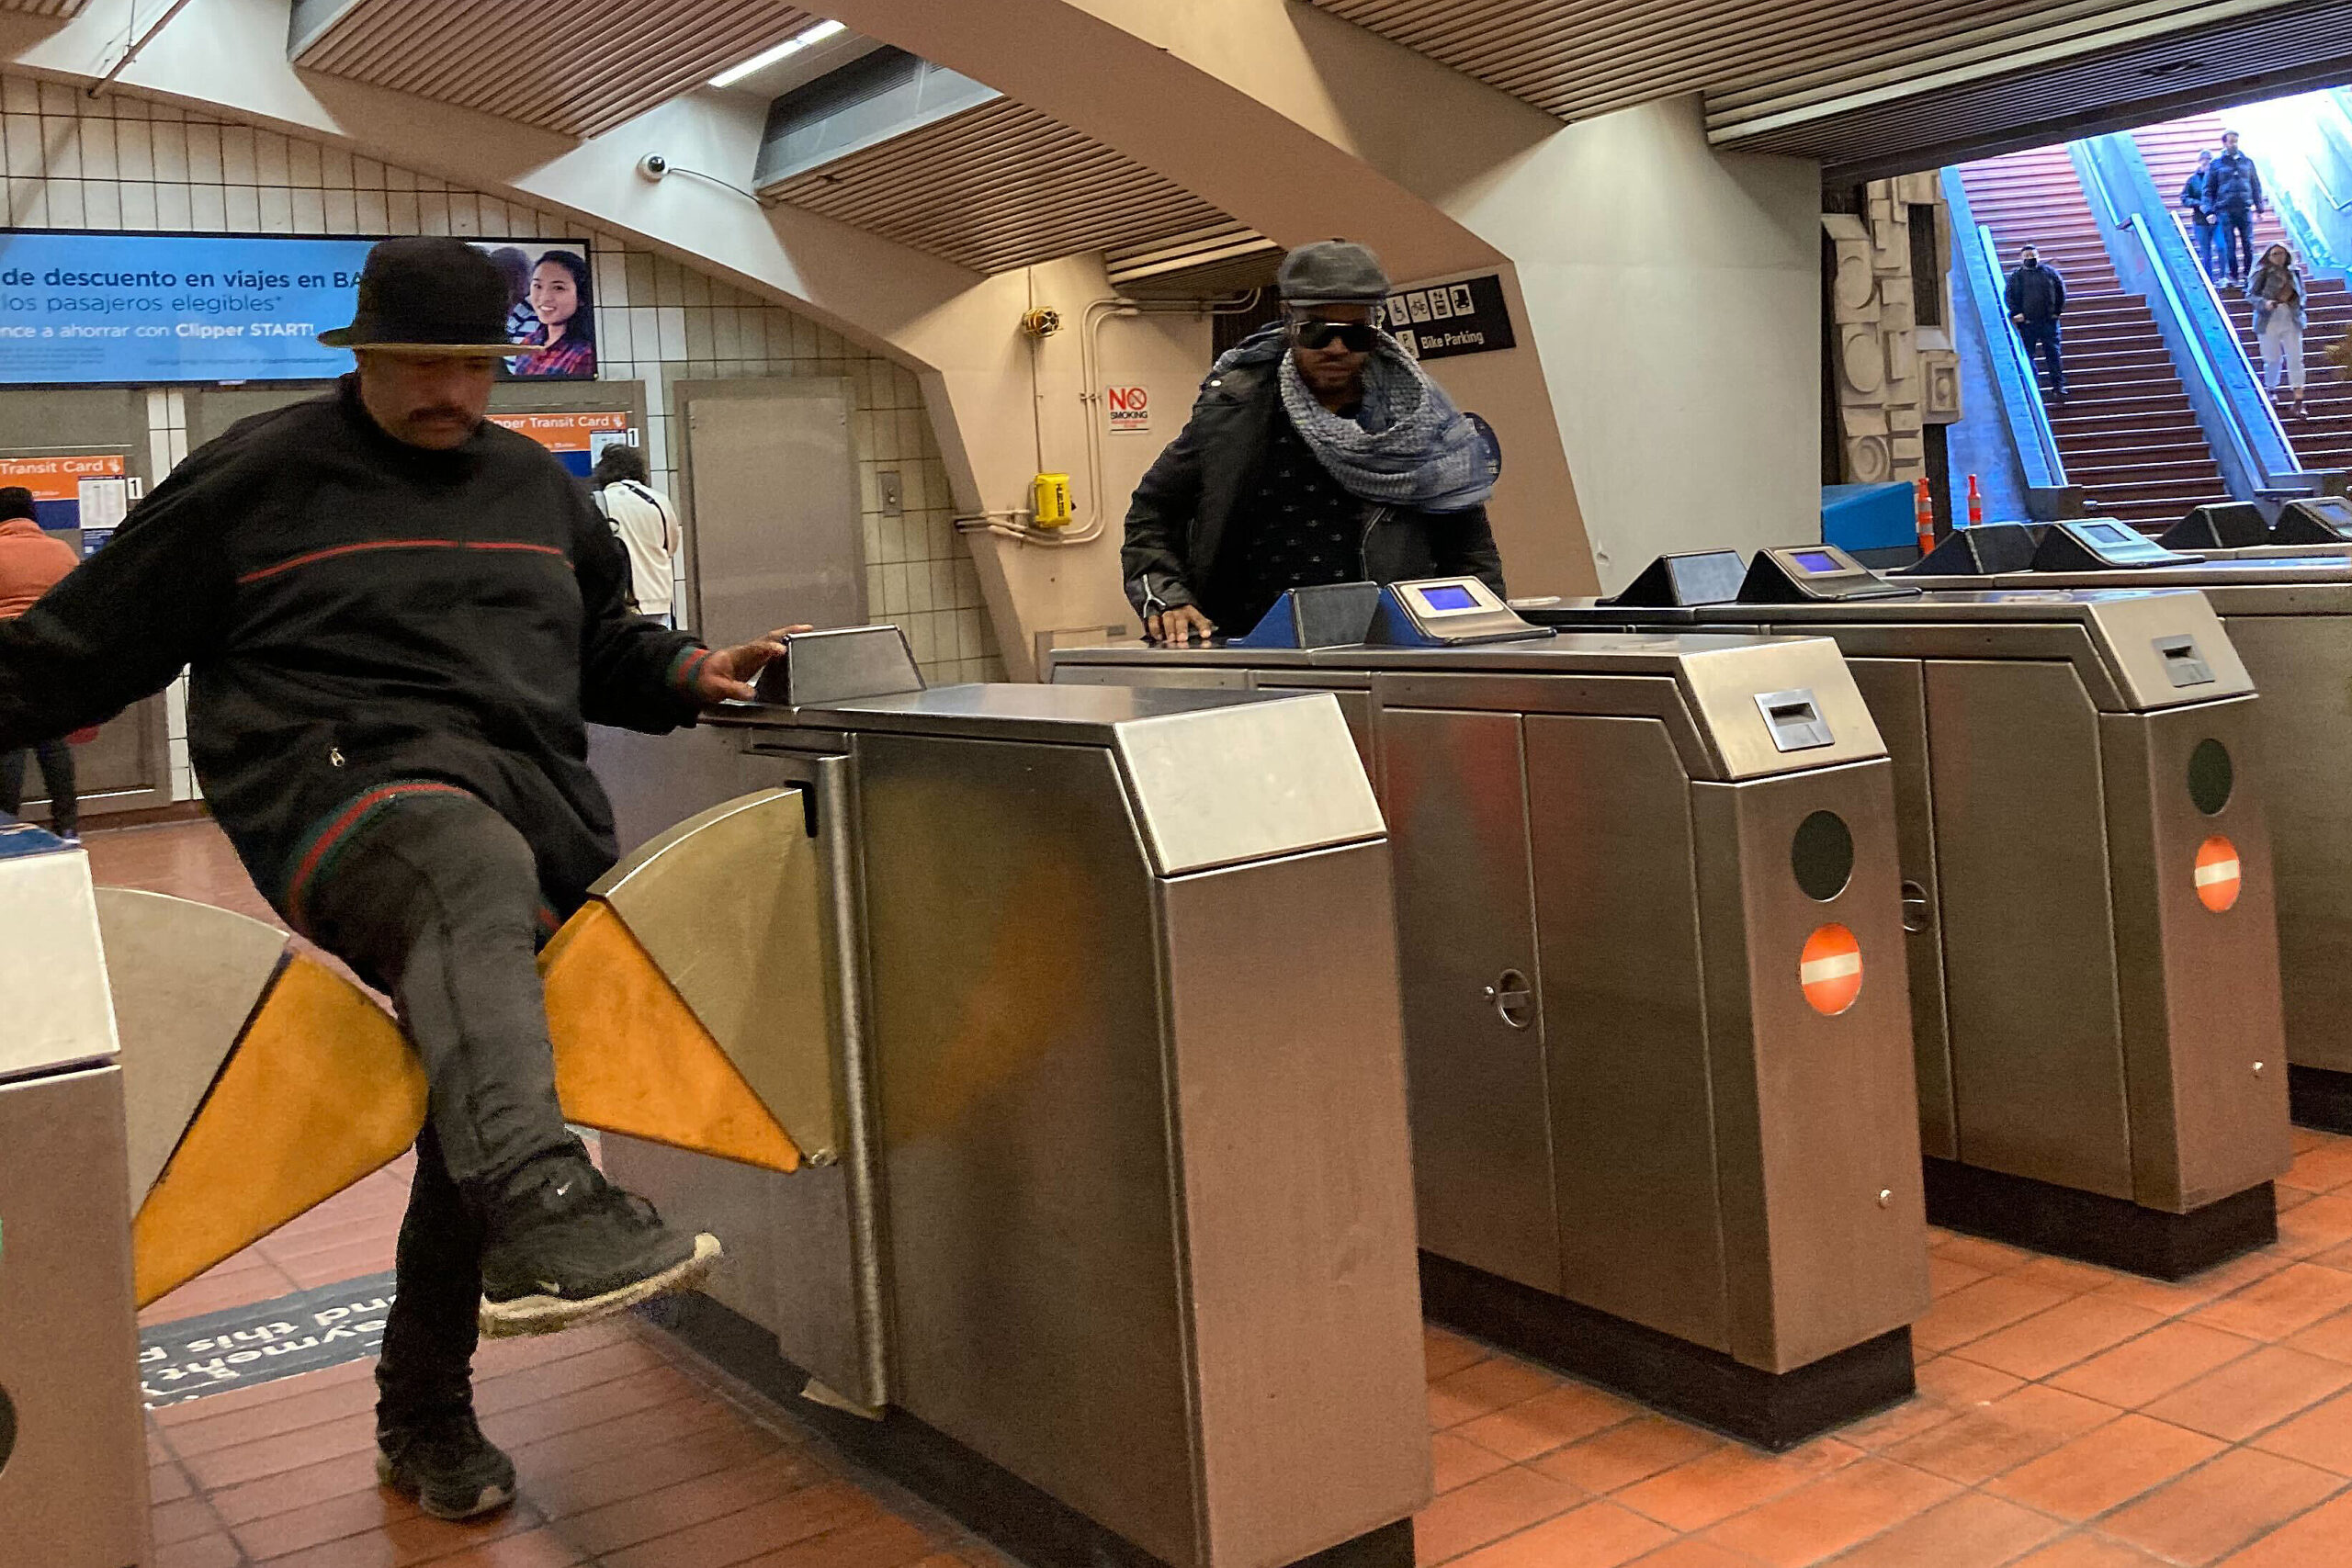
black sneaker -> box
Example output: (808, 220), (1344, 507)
(477, 1156), (719, 1338)
(376, 1411), (515, 1521)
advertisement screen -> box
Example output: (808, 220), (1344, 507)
(0, 231), (596, 385)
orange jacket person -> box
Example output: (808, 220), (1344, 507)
(0, 486), (82, 838)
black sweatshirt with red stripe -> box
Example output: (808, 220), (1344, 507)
(0, 377), (707, 912)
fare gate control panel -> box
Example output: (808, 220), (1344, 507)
(1367, 577), (1552, 647)
(2034, 520), (2200, 571)
(1742, 545), (1922, 604)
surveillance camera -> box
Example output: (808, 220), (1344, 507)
(637, 152), (670, 182)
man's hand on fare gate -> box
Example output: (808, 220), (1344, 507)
(694, 626), (814, 704)
(1146, 605), (1216, 646)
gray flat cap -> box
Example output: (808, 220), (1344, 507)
(1278, 240), (1390, 305)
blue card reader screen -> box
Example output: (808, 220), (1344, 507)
(1790, 549), (1842, 573)
(1419, 584), (1479, 611)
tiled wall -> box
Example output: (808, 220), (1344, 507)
(0, 73), (1001, 798)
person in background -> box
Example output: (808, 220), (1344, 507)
(2210, 130), (2266, 289)
(2005, 243), (2068, 408)
(0, 238), (802, 1523)
(1123, 240), (1502, 643)
(514, 250), (595, 378)
(2250, 243), (2310, 417)
(591, 443), (681, 625)
(2181, 150), (2220, 280)
(0, 486), (81, 840)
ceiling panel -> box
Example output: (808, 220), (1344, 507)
(289, 0), (822, 138)
(1310, 0), (2329, 177)
(1731, 0), (2352, 180)
(765, 97), (1257, 275)
(0, 0), (90, 14)
(1311, 0), (2096, 122)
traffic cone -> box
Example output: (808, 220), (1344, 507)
(1967, 473), (1984, 527)
(1914, 477), (1935, 556)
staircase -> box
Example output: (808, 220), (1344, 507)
(1957, 144), (2232, 525)
(2136, 112), (2352, 476)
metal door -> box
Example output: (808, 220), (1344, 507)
(1927, 660), (2135, 1198)
(1379, 707), (1559, 1292)
(1846, 659), (1957, 1160)
(679, 380), (863, 648)
(2220, 615), (2352, 1073)
(0, 1066), (148, 1568)
(1525, 715), (1731, 1351)
(2101, 698), (2291, 1210)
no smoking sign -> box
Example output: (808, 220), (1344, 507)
(1106, 385), (1151, 434)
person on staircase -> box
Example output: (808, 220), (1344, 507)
(2250, 243), (2310, 418)
(2210, 130), (2266, 290)
(2005, 243), (2068, 408)
(2181, 150), (2221, 281)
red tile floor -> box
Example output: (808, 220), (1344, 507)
(97, 821), (2352, 1567)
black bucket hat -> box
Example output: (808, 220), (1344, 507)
(319, 236), (540, 357)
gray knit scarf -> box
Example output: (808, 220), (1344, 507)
(1212, 326), (1495, 513)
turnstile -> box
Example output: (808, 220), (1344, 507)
(1538, 547), (2290, 1276)
(1910, 522), (2352, 1134)
(591, 634), (1431, 1568)
(1052, 619), (1929, 1447)
(0, 823), (149, 1568)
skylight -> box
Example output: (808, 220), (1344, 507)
(710, 19), (849, 88)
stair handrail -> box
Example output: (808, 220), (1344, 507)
(1941, 166), (2067, 493)
(1972, 223), (2069, 492)
(2073, 134), (2309, 500)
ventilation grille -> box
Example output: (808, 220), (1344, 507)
(1729, 0), (2352, 179)
(755, 47), (998, 187)
(763, 98), (1248, 275)
(289, 0), (822, 139)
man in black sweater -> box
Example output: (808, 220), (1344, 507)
(0, 239), (795, 1521)
(2005, 243), (2069, 407)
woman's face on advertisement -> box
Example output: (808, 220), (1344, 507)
(530, 261), (578, 327)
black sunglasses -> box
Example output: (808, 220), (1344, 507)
(1290, 319), (1381, 353)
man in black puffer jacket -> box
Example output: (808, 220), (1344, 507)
(1123, 241), (1504, 643)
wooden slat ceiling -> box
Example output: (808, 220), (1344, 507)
(290, 0), (822, 139)
(1731, 0), (2352, 181)
(1311, 0), (2094, 122)
(0, 0), (90, 15)
(1309, 0), (2333, 175)
(765, 98), (1259, 275)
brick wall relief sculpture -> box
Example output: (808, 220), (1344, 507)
(1825, 174), (1962, 487)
